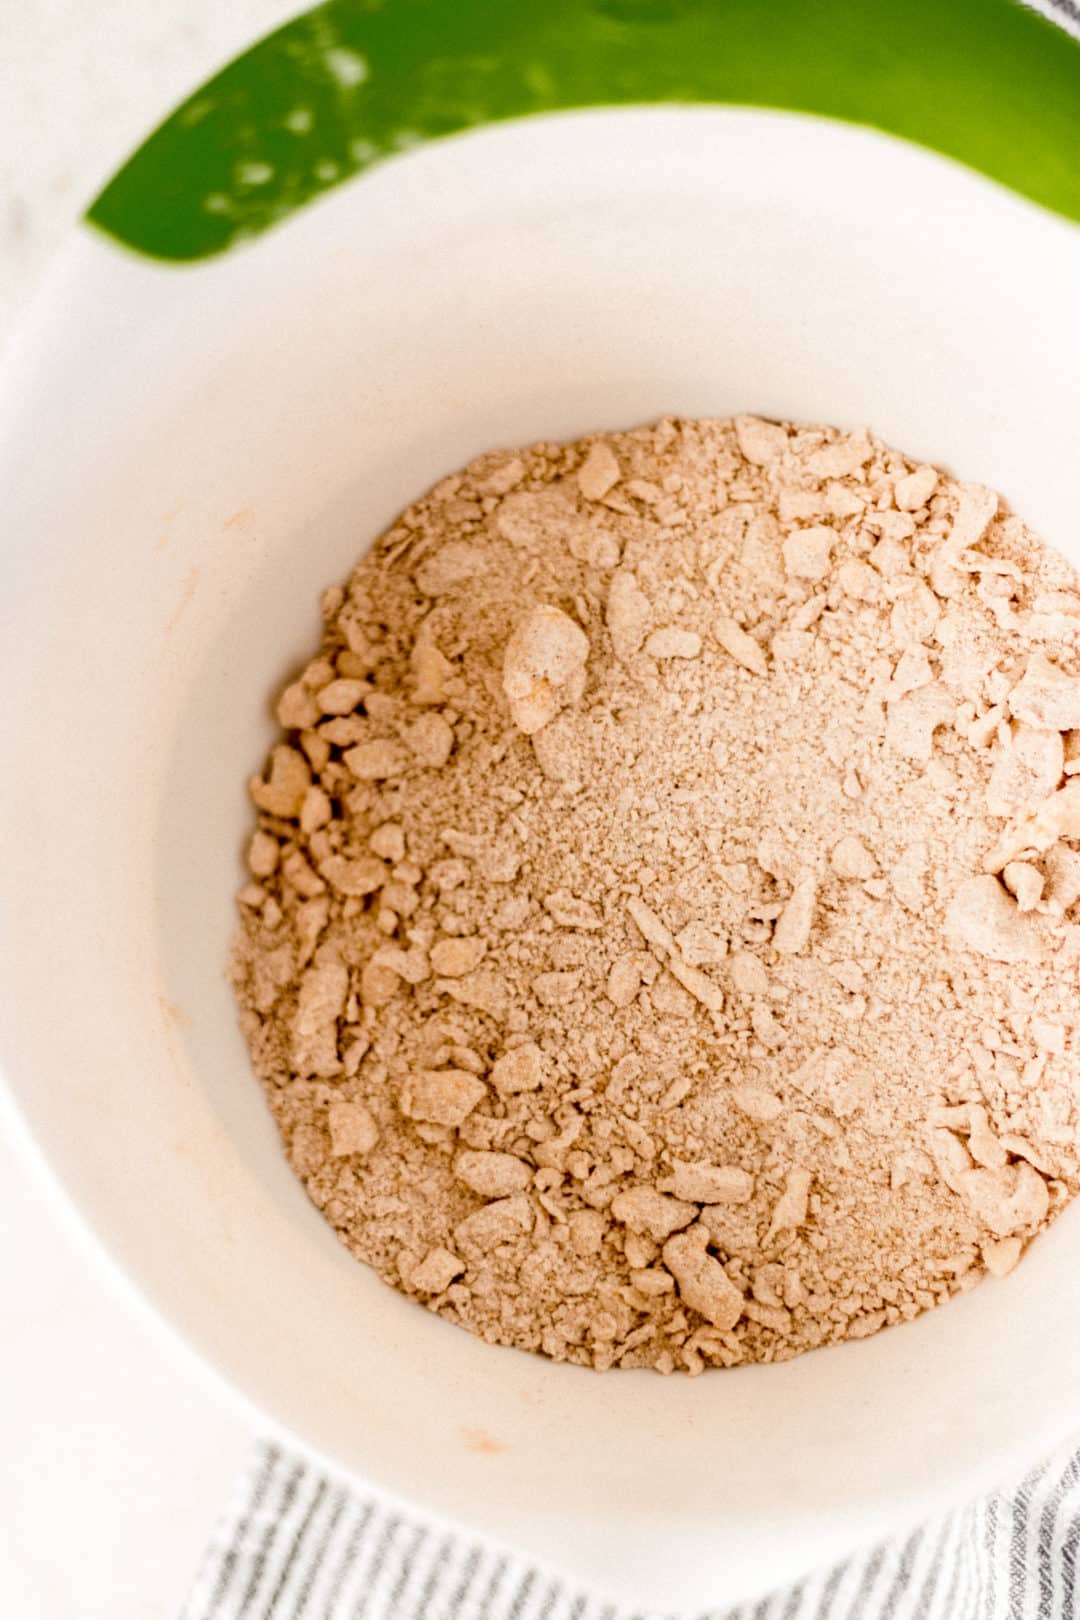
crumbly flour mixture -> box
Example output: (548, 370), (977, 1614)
(233, 415), (1080, 1373)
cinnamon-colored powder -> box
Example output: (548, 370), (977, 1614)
(232, 415), (1080, 1373)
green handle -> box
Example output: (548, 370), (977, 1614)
(87, 0), (1080, 263)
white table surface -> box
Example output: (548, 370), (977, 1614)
(0, 6), (302, 1616)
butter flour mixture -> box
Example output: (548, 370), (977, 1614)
(232, 415), (1080, 1373)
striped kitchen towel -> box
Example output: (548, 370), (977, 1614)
(182, 1439), (1080, 1620)
(1025, 0), (1080, 39)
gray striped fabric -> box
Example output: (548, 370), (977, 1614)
(1023, 0), (1080, 39)
(181, 1441), (1080, 1620)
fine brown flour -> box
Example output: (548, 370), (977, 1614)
(232, 416), (1080, 1373)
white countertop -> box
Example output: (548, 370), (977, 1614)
(0, 6), (301, 1615)
(0, 1130), (253, 1619)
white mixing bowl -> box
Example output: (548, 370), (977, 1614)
(2, 23), (1080, 1608)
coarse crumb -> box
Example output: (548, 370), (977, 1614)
(232, 414), (1080, 1374)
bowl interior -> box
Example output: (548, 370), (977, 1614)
(3, 107), (1080, 1611)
